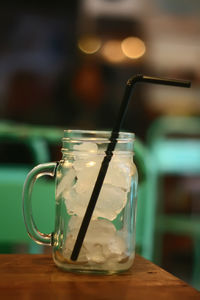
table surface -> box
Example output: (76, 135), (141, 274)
(0, 254), (199, 300)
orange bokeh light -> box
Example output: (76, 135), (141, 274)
(121, 37), (146, 59)
(101, 40), (125, 63)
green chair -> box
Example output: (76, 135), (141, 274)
(146, 116), (200, 290)
(0, 122), (56, 253)
(134, 138), (152, 256)
(0, 166), (55, 253)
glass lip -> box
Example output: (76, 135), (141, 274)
(63, 129), (135, 142)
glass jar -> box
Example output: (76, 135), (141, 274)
(23, 130), (138, 274)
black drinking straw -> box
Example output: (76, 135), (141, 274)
(70, 74), (191, 261)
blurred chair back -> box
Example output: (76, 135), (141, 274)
(133, 138), (155, 258)
(146, 116), (200, 290)
(148, 116), (200, 174)
(0, 121), (57, 253)
(0, 167), (55, 253)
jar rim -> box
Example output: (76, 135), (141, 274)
(63, 129), (135, 142)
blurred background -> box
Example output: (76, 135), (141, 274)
(0, 0), (200, 290)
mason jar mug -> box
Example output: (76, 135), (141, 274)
(23, 130), (138, 274)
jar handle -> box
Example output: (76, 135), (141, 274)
(23, 162), (58, 246)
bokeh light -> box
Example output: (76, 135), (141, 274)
(121, 37), (146, 59)
(78, 35), (101, 54)
(101, 40), (125, 64)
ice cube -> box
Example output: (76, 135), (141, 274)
(68, 215), (83, 231)
(74, 155), (135, 196)
(64, 183), (127, 220)
(63, 142), (135, 219)
(84, 219), (127, 263)
(74, 142), (98, 153)
(63, 217), (115, 262)
(67, 215), (116, 233)
(63, 233), (88, 262)
(56, 167), (76, 199)
(72, 143), (102, 194)
(95, 184), (127, 220)
(85, 243), (105, 263)
(64, 188), (85, 216)
(73, 142), (136, 192)
(63, 217), (127, 263)
(104, 155), (136, 191)
(85, 218), (117, 239)
(74, 157), (101, 194)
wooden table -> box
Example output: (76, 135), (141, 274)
(0, 254), (199, 299)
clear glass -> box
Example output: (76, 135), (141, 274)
(23, 130), (138, 274)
